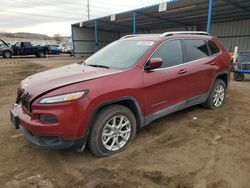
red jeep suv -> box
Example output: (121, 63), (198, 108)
(10, 32), (230, 157)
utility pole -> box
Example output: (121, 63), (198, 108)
(87, 0), (90, 20)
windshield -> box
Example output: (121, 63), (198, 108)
(85, 40), (154, 69)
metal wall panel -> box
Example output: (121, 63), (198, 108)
(72, 19), (250, 56)
(72, 26), (95, 56)
(150, 20), (250, 52)
(120, 26), (192, 37)
(211, 19), (250, 52)
(150, 26), (194, 33)
(72, 25), (120, 57)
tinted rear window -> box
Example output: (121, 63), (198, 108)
(207, 40), (220, 55)
(183, 39), (209, 62)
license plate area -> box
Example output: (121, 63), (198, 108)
(10, 110), (20, 129)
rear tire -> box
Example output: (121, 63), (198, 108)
(37, 50), (46, 58)
(203, 79), (226, 110)
(3, 50), (12, 58)
(234, 72), (244, 81)
(88, 105), (136, 157)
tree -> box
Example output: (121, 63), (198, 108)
(53, 33), (62, 43)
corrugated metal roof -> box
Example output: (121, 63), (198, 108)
(73, 0), (250, 33)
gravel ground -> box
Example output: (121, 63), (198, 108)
(0, 56), (250, 188)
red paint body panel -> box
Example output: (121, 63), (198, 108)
(143, 65), (188, 115)
(21, 64), (122, 100)
(15, 96), (91, 139)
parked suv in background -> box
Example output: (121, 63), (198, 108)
(44, 44), (62, 55)
(0, 39), (13, 58)
(10, 32), (230, 157)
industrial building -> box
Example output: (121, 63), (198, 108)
(71, 0), (250, 57)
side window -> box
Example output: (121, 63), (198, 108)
(24, 42), (32, 47)
(207, 40), (220, 55)
(183, 39), (209, 62)
(151, 40), (183, 68)
(15, 42), (21, 48)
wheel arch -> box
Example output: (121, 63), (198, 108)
(37, 48), (48, 54)
(211, 71), (230, 90)
(3, 49), (13, 55)
(216, 72), (229, 88)
(86, 96), (144, 138)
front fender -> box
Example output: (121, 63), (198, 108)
(82, 95), (145, 139)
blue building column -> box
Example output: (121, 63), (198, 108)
(94, 21), (99, 51)
(133, 12), (137, 34)
(207, 0), (213, 33)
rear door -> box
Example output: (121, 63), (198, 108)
(143, 39), (188, 116)
(182, 39), (217, 102)
(23, 42), (35, 55)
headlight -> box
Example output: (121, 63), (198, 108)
(40, 91), (87, 104)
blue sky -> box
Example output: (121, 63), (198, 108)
(0, 0), (167, 36)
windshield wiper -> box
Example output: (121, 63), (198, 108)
(87, 64), (110, 69)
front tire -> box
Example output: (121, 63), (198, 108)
(3, 50), (12, 58)
(88, 105), (136, 157)
(203, 79), (226, 110)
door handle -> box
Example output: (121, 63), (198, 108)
(178, 69), (188, 74)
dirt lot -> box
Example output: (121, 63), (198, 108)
(0, 56), (250, 188)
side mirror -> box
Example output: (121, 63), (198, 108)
(145, 58), (163, 70)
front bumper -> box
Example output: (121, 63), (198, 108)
(20, 125), (87, 150)
(10, 98), (92, 150)
(10, 108), (87, 150)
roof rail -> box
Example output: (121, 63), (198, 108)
(120, 32), (210, 40)
(160, 31), (210, 37)
(120, 34), (162, 39)
(120, 34), (146, 39)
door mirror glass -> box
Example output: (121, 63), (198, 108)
(145, 58), (163, 70)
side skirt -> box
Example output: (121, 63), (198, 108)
(144, 93), (209, 126)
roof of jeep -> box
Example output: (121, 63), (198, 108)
(121, 33), (214, 41)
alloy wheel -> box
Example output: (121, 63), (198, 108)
(213, 84), (225, 107)
(102, 115), (131, 151)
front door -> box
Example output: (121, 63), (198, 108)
(143, 39), (188, 117)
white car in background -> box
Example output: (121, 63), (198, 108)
(62, 44), (72, 54)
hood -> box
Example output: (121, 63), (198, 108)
(0, 46), (12, 52)
(21, 63), (121, 98)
